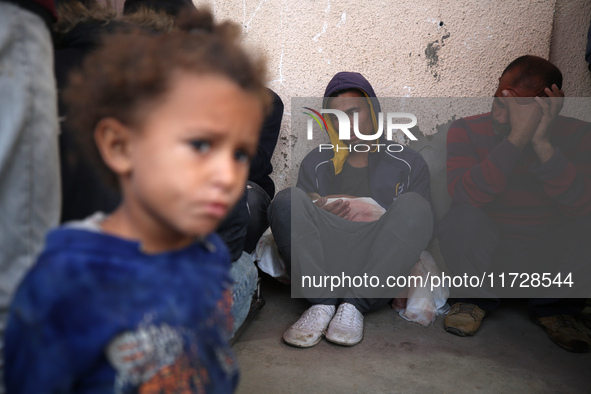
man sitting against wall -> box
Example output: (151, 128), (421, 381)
(439, 55), (591, 353)
(268, 72), (434, 347)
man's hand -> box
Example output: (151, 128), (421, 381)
(314, 195), (351, 218)
(503, 89), (543, 149)
(534, 84), (564, 132)
(530, 85), (563, 163)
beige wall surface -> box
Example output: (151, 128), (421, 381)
(550, 0), (591, 97)
(193, 0), (591, 191)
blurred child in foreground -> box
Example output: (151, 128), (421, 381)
(4, 8), (268, 393)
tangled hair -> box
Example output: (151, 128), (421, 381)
(63, 8), (269, 190)
(501, 55), (563, 91)
(118, 6), (176, 33)
(54, 0), (117, 35)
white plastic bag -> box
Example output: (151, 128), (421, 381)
(253, 228), (290, 284)
(393, 250), (450, 327)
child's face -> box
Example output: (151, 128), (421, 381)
(124, 73), (263, 247)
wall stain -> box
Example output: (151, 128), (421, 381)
(425, 31), (451, 81)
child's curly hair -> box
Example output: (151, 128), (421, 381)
(63, 8), (269, 190)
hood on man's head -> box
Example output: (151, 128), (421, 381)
(322, 72), (381, 114)
(321, 72), (382, 175)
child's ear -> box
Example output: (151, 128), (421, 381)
(94, 118), (133, 176)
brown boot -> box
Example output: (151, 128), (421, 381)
(444, 302), (487, 336)
(535, 315), (591, 353)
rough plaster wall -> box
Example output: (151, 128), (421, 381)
(191, 0), (591, 191)
(549, 0), (591, 97)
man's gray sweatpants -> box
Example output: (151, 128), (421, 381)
(268, 187), (433, 313)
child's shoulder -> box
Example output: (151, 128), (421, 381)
(14, 222), (231, 323)
(38, 223), (230, 274)
(33, 215), (231, 286)
(12, 223), (137, 318)
(36, 222), (140, 275)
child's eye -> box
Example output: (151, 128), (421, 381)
(234, 150), (251, 164)
(190, 140), (211, 153)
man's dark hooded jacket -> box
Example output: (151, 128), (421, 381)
(296, 72), (433, 210)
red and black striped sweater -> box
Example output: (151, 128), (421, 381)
(446, 112), (591, 239)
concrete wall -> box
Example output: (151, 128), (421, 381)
(193, 0), (591, 191)
(549, 0), (591, 97)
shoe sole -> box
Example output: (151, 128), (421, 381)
(533, 318), (591, 353)
(325, 334), (363, 346)
(543, 334), (590, 353)
(445, 326), (473, 337)
(282, 333), (324, 348)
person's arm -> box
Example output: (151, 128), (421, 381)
(511, 86), (591, 216)
(296, 149), (334, 195)
(295, 158), (317, 194)
(407, 153), (432, 205)
(296, 159), (352, 217)
(312, 195), (351, 218)
(529, 85), (564, 164)
(446, 118), (523, 207)
(529, 121), (591, 217)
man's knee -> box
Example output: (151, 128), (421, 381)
(268, 187), (311, 223)
(386, 192), (434, 234)
(375, 192), (434, 253)
(246, 181), (271, 212)
(268, 188), (289, 224)
(393, 192), (432, 217)
(246, 181), (271, 230)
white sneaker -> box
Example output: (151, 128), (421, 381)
(325, 302), (364, 346)
(283, 304), (336, 348)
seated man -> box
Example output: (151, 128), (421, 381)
(268, 72), (434, 347)
(439, 55), (591, 352)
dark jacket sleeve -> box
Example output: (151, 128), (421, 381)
(407, 153), (432, 205)
(296, 157), (317, 193)
(248, 89), (284, 198)
(295, 148), (337, 195)
(401, 149), (436, 222)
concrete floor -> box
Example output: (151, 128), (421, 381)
(233, 277), (591, 393)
